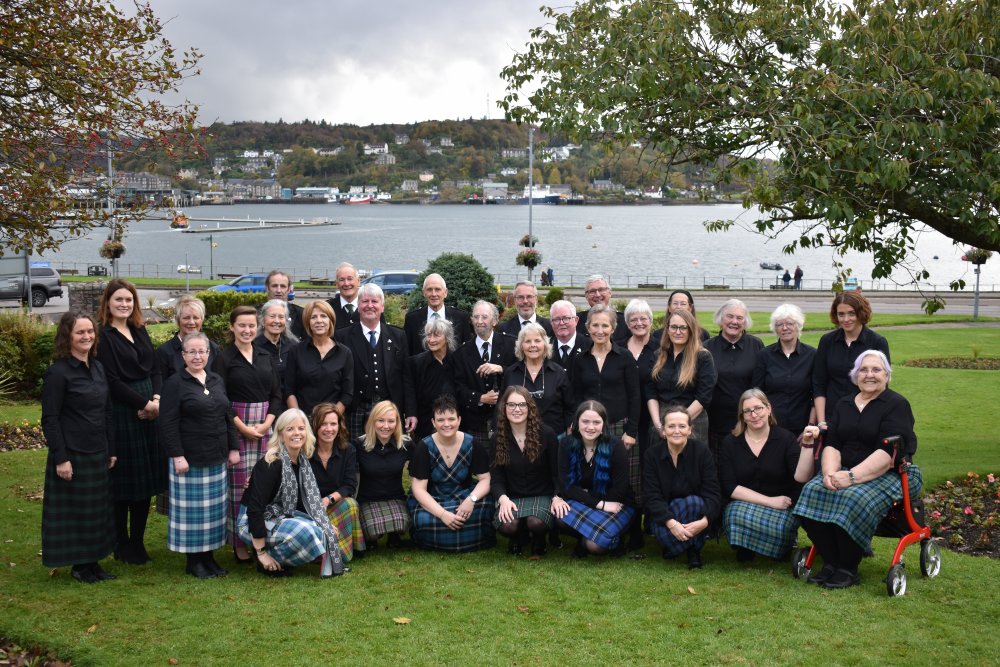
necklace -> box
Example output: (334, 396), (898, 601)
(745, 429), (769, 448)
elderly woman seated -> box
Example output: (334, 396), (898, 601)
(793, 350), (920, 590)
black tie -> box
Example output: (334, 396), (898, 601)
(522, 320), (530, 327)
(560, 344), (570, 360)
(481, 341), (490, 363)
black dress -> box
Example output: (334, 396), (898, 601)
(752, 341), (817, 435)
(704, 333), (764, 444)
(503, 360), (574, 434)
(406, 351), (454, 440)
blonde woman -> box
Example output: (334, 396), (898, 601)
(354, 401), (413, 549)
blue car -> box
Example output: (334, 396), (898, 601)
(209, 273), (297, 299)
(362, 270), (419, 295)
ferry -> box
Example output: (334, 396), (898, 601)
(170, 210), (190, 229)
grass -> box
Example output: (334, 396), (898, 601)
(0, 326), (998, 665)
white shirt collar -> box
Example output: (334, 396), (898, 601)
(341, 294), (358, 308)
(427, 306), (446, 319)
(557, 333), (577, 350)
(363, 323), (381, 338)
(520, 313), (537, 325)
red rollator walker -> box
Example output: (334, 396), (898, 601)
(791, 435), (943, 596)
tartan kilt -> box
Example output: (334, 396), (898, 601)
(41, 450), (115, 567)
(652, 495), (708, 557)
(360, 499), (411, 542)
(227, 401), (272, 545)
(561, 499), (636, 550)
(237, 507), (326, 567)
(465, 424), (494, 449)
(793, 466), (923, 551)
(326, 497), (366, 561)
(408, 493), (496, 553)
(723, 500), (800, 559)
(492, 495), (554, 530)
(167, 460), (227, 553)
(348, 401), (375, 440)
(109, 378), (166, 501)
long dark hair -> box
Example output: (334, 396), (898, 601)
(310, 402), (350, 451)
(53, 312), (98, 360)
(494, 386), (541, 466)
(563, 400), (612, 496)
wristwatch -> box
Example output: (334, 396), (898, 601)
(848, 470), (856, 485)
(469, 493), (479, 503)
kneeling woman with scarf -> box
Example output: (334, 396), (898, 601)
(238, 408), (345, 577)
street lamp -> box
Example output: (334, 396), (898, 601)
(202, 234), (217, 279)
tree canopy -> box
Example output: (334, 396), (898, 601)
(1, 0), (200, 254)
(501, 0), (1000, 287)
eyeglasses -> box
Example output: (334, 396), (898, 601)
(741, 405), (767, 417)
(774, 321), (797, 330)
(628, 316), (651, 325)
(506, 402), (528, 410)
(183, 349), (209, 357)
(857, 367), (885, 375)
(585, 287), (610, 296)
(550, 316), (575, 324)
(668, 324), (689, 332)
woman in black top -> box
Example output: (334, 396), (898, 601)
(155, 294), (220, 381)
(310, 403), (364, 561)
(752, 303), (817, 435)
(491, 387), (562, 556)
(812, 291), (891, 429)
(354, 400), (413, 548)
(571, 304), (640, 446)
(646, 309), (716, 445)
(159, 332), (240, 579)
(643, 405), (720, 568)
(720, 389), (814, 563)
(286, 300), (354, 418)
(503, 322), (573, 434)
(704, 299), (765, 459)
(41, 313), (117, 584)
(406, 317), (456, 441)
(217, 305), (283, 562)
(255, 299), (299, 399)
(95, 279), (163, 565)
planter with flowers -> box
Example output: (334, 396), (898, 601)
(516, 248), (541, 270)
(518, 233), (538, 248)
(100, 239), (126, 259)
(963, 248), (993, 265)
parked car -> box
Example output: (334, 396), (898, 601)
(0, 267), (63, 307)
(209, 273), (295, 299)
(362, 270), (419, 295)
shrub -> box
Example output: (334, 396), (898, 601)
(383, 294), (407, 328)
(406, 253), (499, 313)
(0, 312), (47, 399)
(195, 290), (268, 318)
(202, 314), (232, 346)
(543, 287), (564, 307)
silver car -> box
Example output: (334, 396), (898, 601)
(0, 267), (64, 307)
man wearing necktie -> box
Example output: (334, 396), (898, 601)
(326, 262), (361, 330)
(549, 299), (592, 384)
(335, 283), (416, 437)
(403, 273), (472, 355)
(453, 300), (515, 445)
(498, 281), (554, 340)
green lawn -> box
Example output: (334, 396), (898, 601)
(1, 326), (998, 665)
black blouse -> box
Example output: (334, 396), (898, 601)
(309, 444), (358, 500)
(41, 357), (114, 463)
(642, 439), (721, 523)
(718, 427), (802, 500)
(285, 339), (354, 417)
(571, 344), (640, 437)
(489, 424), (560, 500)
(645, 348), (716, 408)
(409, 436), (490, 487)
(826, 388), (916, 469)
(96, 323), (161, 409)
(155, 335), (222, 381)
(253, 333), (297, 398)
(752, 341), (817, 435)
(158, 369), (239, 465)
(557, 436), (634, 507)
(812, 326), (891, 409)
(217, 343), (283, 417)
(406, 351), (455, 440)
(503, 360), (574, 434)
(242, 457), (309, 538)
(354, 437), (412, 503)
(704, 333), (764, 433)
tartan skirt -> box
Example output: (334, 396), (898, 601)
(167, 460), (227, 553)
(110, 378), (166, 501)
(724, 500), (800, 559)
(326, 497), (366, 561)
(227, 401), (272, 545)
(360, 499), (411, 542)
(793, 466), (923, 550)
(41, 450), (116, 567)
(408, 494), (496, 553)
(237, 507), (326, 567)
(652, 495), (708, 557)
(561, 499), (636, 550)
(492, 494), (554, 530)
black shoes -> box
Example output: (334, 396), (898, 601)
(91, 563), (117, 581)
(508, 536), (523, 556)
(115, 541), (151, 565)
(232, 546), (253, 565)
(687, 548), (703, 569)
(71, 565), (99, 584)
(736, 547), (756, 563)
(531, 534), (548, 557)
(204, 555), (228, 578)
(823, 568), (861, 589)
(807, 563), (837, 585)
(571, 539), (589, 559)
(186, 561), (216, 579)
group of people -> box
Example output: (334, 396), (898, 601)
(41, 267), (918, 591)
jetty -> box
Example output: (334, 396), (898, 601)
(178, 217), (340, 233)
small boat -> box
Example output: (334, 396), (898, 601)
(759, 262), (784, 271)
(170, 211), (190, 229)
(343, 195), (373, 204)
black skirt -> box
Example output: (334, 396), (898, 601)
(109, 378), (167, 500)
(42, 450), (116, 567)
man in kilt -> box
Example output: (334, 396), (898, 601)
(452, 301), (515, 446)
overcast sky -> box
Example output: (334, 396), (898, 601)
(139, 0), (551, 126)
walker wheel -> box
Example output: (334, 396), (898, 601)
(886, 563), (907, 597)
(920, 539), (942, 578)
(791, 547), (811, 580)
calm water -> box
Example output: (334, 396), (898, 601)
(41, 203), (998, 289)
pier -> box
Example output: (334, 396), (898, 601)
(177, 218), (341, 233)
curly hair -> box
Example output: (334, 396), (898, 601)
(493, 386), (542, 466)
(52, 312), (98, 360)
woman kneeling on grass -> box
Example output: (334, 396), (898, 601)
(408, 395), (495, 552)
(310, 402), (365, 561)
(643, 405), (720, 568)
(239, 409), (345, 578)
(354, 401), (413, 550)
(556, 400), (636, 558)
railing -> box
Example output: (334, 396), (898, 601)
(48, 261), (998, 293)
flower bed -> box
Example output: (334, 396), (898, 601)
(924, 472), (999, 557)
